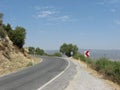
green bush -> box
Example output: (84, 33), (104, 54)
(8, 26), (26, 48)
(35, 47), (44, 55)
(73, 52), (81, 60)
(0, 27), (6, 38)
(95, 57), (111, 72)
(28, 47), (45, 55)
(111, 62), (120, 83)
(73, 53), (95, 67)
(0, 13), (3, 26)
(74, 54), (120, 84)
(60, 43), (78, 57)
(53, 52), (62, 57)
(79, 54), (86, 62)
(86, 58), (95, 66)
(95, 57), (120, 84)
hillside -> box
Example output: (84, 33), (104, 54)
(0, 35), (40, 76)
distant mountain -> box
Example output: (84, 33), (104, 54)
(45, 49), (120, 61)
(45, 50), (59, 54)
(79, 49), (120, 61)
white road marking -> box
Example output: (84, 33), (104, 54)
(37, 58), (70, 90)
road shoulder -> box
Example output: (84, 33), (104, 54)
(41, 57), (77, 90)
(65, 58), (120, 90)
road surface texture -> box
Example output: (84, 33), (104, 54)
(40, 58), (77, 90)
(0, 56), (117, 90)
(65, 58), (119, 90)
(0, 57), (71, 90)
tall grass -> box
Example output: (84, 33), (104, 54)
(73, 53), (120, 85)
(96, 57), (120, 84)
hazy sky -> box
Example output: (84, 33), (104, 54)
(0, 0), (120, 50)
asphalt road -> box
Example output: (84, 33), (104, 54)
(0, 56), (69, 90)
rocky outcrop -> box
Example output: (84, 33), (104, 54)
(0, 36), (40, 76)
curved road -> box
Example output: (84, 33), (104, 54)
(0, 57), (69, 90)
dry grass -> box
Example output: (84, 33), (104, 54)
(71, 58), (120, 90)
(0, 32), (42, 77)
(0, 37), (41, 76)
(0, 52), (41, 76)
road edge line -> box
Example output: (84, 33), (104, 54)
(37, 58), (70, 90)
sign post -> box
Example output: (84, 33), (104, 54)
(84, 50), (90, 58)
(70, 51), (73, 57)
(84, 50), (90, 67)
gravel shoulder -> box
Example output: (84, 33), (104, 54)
(65, 58), (120, 90)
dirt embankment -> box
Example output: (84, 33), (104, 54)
(65, 58), (120, 90)
(0, 36), (41, 76)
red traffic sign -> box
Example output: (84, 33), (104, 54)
(84, 50), (90, 58)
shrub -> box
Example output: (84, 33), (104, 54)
(73, 52), (81, 60)
(95, 57), (120, 84)
(26, 62), (33, 67)
(112, 62), (120, 83)
(35, 47), (44, 55)
(0, 27), (6, 38)
(73, 52), (120, 84)
(86, 58), (95, 67)
(8, 26), (26, 48)
(53, 52), (62, 57)
(79, 54), (86, 62)
(95, 57), (112, 72)
(60, 43), (78, 57)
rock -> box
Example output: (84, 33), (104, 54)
(0, 35), (40, 76)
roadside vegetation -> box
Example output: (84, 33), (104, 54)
(53, 52), (62, 57)
(2, 12), (120, 84)
(59, 43), (120, 85)
(60, 43), (78, 57)
(27, 42), (120, 85)
(0, 13), (26, 49)
(28, 46), (62, 57)
(28, 47), (45, 55)
(0, 13), (41, 76)
(47, 52), (62, 57)
(73, 52), (120, 85)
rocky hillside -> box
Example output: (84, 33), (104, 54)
(0, 35), (40, 76)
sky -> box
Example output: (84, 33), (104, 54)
(0, 0), (120, 50)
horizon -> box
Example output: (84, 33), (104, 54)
(45, 49), (120, 61)
(44, 48), (120, 51)
(0, 0), (120, 50)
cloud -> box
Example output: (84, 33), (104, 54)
(34, 6), (54, 11)
(34, 6), (72, 22)
(38, 10), (56, 18)
(50, 15), (71, 22)
(56, 16), (70, 21)
(114, 20), (120, 25)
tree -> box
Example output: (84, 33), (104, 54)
(28, 47), (44, 55)
(35, 47), (44, 55)
(0, 13), (3, 26)
(3, 23), (12, 32)
(0, 13), (26, 49)
(53, 52), (62, 57)
(60, 43), (78, 57)
(28, 47), (35, 54)
(9, 26), (26, 48)
(0, 13), (3, 19)
(0, 26), (6, 39)
(0, 13), (6, 39)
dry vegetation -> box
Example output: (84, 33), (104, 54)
(72, 58), (120, 90)
(0, 36), (41, 76)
